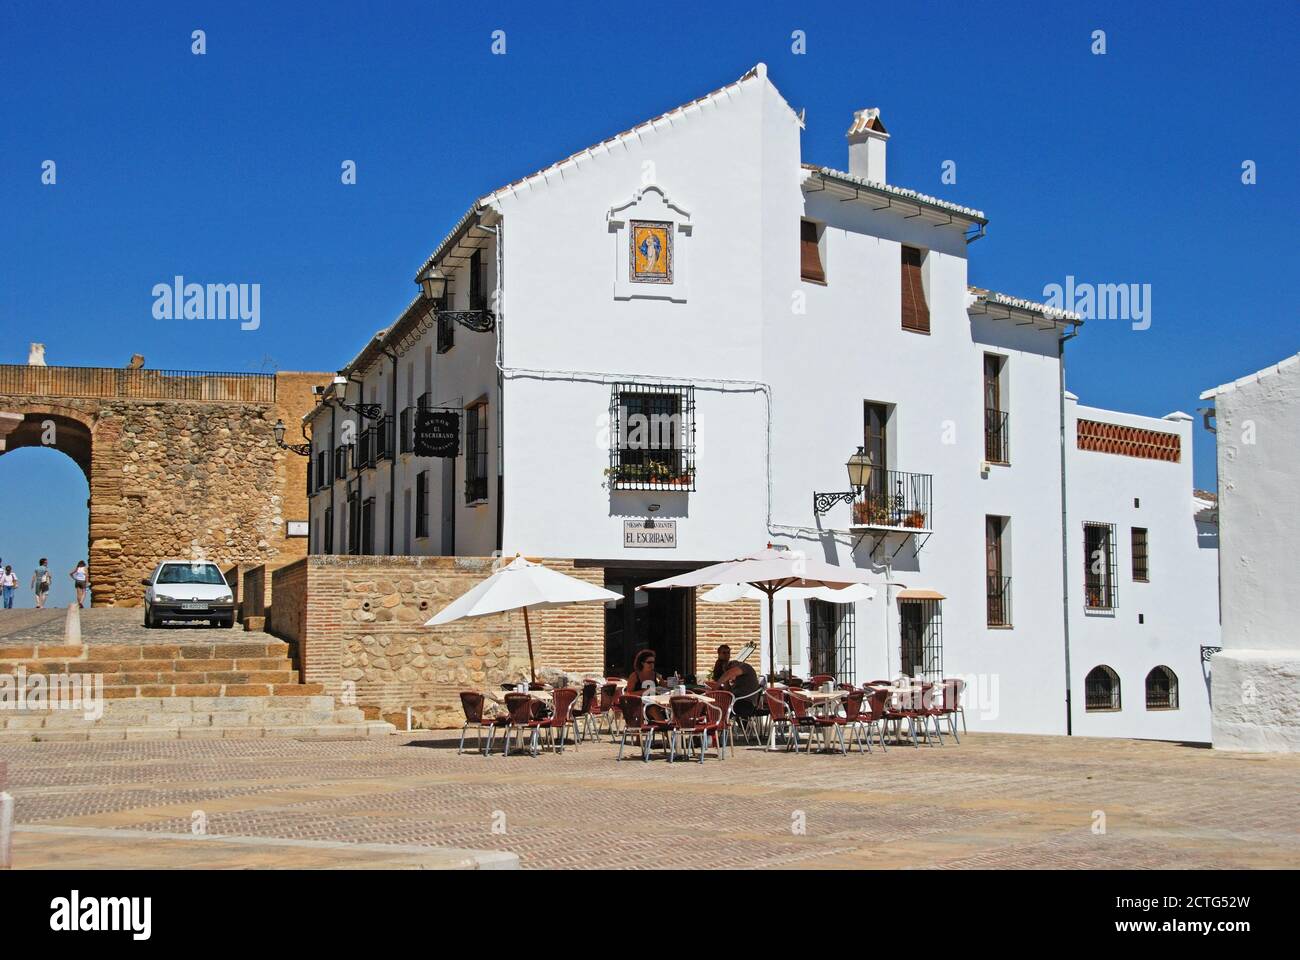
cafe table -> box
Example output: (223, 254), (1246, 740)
(767, 685), (847, 752)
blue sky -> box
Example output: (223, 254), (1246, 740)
(1, 0), (1297, 596)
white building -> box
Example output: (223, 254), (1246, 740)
(1200, 352), (1300, 752)
(303, 64), (1219, 740)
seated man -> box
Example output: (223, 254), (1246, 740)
(711, 645), (763, 718)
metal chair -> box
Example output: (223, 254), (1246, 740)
(457, 691), (507, 755)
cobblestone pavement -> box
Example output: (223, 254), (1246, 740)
(0, 607), (240, 645)
(2, 727), (1297, 869)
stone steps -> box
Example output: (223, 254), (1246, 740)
(0, 640), (308, 696)
(0, 695), (396, 742)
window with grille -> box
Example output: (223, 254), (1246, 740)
(901, 245), (930, 333)
(324, 506), (333, 554)
(464, 402), (489, 503)
(808, 599), (855, 684)
(437, 299), (454, 354)
(986, 515), (1011, 627)
(1131, 527), (1149, 582)
(334, 444), (351, 479)
(899, 599), (943, 680)
(361, 497), (375, 556)
(346, 491), (361, 555)
(306, 461), (312, 499)
(469, 249), (486, 311)
(415, 470), (429, 538)
(609, 383), (696, 491)
(1145, 665), (1178, 710)
(316, 450), (329, 490)
(1084, 665), (1121, 711)
(1083, 522), (1117, 610)
(800, 219), (825, 283)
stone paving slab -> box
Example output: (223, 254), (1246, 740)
(0, 608), (245, 645)
(2, 728), (1297, 869)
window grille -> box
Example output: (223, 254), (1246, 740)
(608, 383), (696, 491)
(1083, 522), (1118, 610)
(415, 470), (430, 538)
(1145, 665), (1178, 710)
(808, 599), (855, 684)
(899, 599), (943, 680)
(464, 403), (489, 503)
(1131, 527), (1149, 581)
(1085, 665), (1121, 711)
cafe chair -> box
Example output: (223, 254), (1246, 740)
(616, 695), (669, 762)
(571, 680), (599, 742)
(942, 677), (968, 734)
(730, 686), (766, 745)
(457, 691), (508, 756)
(596, 682), (621, 742)
(501, 693), (540, 757)
(667, 695), (709, 763)
(813, 688), (863, 755)
(764, 688), (794, 750)
(808, 674), (835, 687)
(699, 690), (734, 759)
(784, 688), (822, 752)
(536, 686), (579, 753)
(859, 687), (890, 752)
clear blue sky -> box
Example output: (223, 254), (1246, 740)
(2, 0), (1296, 598)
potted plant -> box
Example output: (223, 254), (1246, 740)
(903, 510), (927, 529)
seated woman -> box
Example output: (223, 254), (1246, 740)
(715, 653), (764, 719)
(626, 649), (663, 695)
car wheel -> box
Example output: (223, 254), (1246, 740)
(144, 606), (154, 628)
(223, 617), (236, 629)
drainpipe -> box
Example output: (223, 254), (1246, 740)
(1058, 324), (1079, 735)
(328, 400), (337, 553)
(383, 347), (399, 555)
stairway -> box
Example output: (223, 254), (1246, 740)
(0, 626), (395, 742)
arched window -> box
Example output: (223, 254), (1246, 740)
(1084, 665), (1121, 712)
(1145, 666), (1179, 710)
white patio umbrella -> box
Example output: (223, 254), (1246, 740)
(639, 548), (877, 675)
(425, 555), (622, 682)
(700, 583), (876, 604)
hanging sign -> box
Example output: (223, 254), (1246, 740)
(414, 410), (460, 457)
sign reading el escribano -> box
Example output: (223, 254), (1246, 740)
(414, 410), (460, 457)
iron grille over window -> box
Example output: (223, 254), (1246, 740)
(987, 575), (1012, 627)
(334, 444), (351, 479)
(315, 450), (329, 490)
(356, 427), (376, 469)
(346, 491), (361, 555)
(808, 599), (855, 684)
(361, 497), (375, 556)
(465, 402), (489, 503)
(398, 407), (413, 454)
(899, 599), (943, 680)
(415, 470), (430, 538)
(323, 506), (333, 554)
(1083, 522), (1118, 610)
(437, 312), (454, 354)
(608, 383), (696, 491)
(1085, 665), (1121, 711)
(375, 415), (394, 462)
(1131, 527), (1149, 581)
(1145, 665), (1178, 710)
(984, 408), (1009, 464)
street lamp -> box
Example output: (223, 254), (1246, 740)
(812, 446), (872, 516)
(418, 266), (448, 301)
(273, 419), (312, 456)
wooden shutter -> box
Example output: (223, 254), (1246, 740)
(800, 220), (825, 283)
(901, 245), (930, 333)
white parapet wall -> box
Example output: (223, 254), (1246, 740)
(1201, 352), (1300, 752)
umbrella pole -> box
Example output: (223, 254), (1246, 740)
(766, 589), (775, 679)
(786, 599), (793, 673)
(522, 606), (536, 683)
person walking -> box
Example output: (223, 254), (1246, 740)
(31, 558), (51, 608)
(1, 565), (17, 609)
(70, 560), (89, 608)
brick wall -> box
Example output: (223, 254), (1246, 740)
(694, 593), (762, 678)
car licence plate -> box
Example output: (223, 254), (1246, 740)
(181, 603), (208, 611)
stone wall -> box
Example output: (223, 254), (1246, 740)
(0, 370), (327, 606)
(268, 555), (765, 729)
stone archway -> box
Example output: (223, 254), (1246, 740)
(0, 403), (121, 606)
(1, 367), (327, 607)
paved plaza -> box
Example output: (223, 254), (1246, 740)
(2, 725), (1297, 869)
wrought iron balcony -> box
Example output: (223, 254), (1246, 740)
(987, 574), (1012, 627)
(847, 469), (933, 531)
(984, 408), (1009, 464)
(356, 428), (377, 470)
(374, 415), (394, 462)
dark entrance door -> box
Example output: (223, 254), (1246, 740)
(603, 568), (695, 680)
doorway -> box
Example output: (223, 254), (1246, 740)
(603, 567), (695, 679)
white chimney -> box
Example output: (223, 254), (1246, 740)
(847, 108), (889, 183)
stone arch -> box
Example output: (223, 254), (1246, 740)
(0, 401), (122, 607)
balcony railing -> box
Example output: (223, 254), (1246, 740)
(986, 574), (1012, 627)
(849, 470), (933, 531)
(984, 408), (1009, 464)
(375, 415), (394, 462)
(334, 444), (351, 479)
